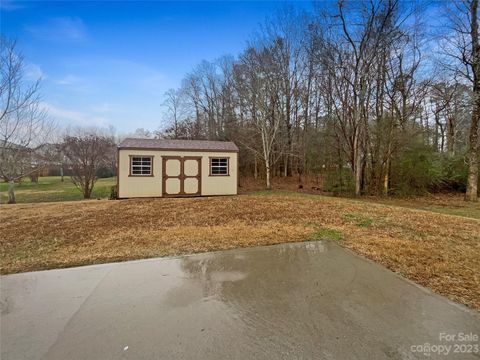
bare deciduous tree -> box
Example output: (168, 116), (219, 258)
(0, 36), (54, 203)
(162, 88), (186, 139)
(62, 131), (116, 199)
(154, 1), (475, 197)
(237, 46), (285, 189)
(443, 0), (479, 201)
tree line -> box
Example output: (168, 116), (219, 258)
(1, 0), (479, 203)
(159, 0), (479, 200)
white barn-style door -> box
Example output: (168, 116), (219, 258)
(162, 156), (202, 197)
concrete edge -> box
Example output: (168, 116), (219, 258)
(2, 239), (479, 317)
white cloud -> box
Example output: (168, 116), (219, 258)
(55, 74), (84, 86)
(25, 63), (45, 80)
(36, 57), (174, 132)
(41, 102), (109, 127)
(26, 17), (87, 42)
(91, 102), (113, 113)
(54, 75), (89, 93)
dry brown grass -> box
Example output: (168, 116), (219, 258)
(361, 193), (480, 220)
(1, 192), (479, 310)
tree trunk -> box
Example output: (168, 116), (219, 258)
(60, 166), (64, 182)
(465, 0), (479, 202)
(360, 156), (367, 194)
(447, 116), (455, 154)
(354, 151), (362, 196)
(265, 164), (272, 190)
(353, 128), (363, 196)
(465, 99), (479, 201)
(383, 139), (392, 196)
(84, 181), (92, 199)
(8, 181), (16, 204)
(383, 168), (389, 196)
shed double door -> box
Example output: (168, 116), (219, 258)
(162, 156), (202, 197)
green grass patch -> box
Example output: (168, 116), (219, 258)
(416, 205), (480, 220)
(360, 195), (480, 220)
(341, 213), (374, 227)
(0, 176), (116, 204)
(252, 190), (294, 196)
(251, 190), (328, 200)
(307, 228), (343, 241)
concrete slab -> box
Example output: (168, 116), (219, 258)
(1, 241), (479, 360)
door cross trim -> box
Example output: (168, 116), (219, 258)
(162, 156), (201, 197)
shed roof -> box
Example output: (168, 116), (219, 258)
(118, 138), (239, 152)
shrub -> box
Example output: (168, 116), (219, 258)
(109, 185), (118, 200)
(438, 153), (469, 192)
(323, 168), (355, 195)
(96, 166), (115, 178)
(390, 143), (443, 195)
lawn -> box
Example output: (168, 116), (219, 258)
(1, 191), (479, 311)
(0, 176), (116, 204)
(361, 194), (480, 220)
(241, 176), (480, 220)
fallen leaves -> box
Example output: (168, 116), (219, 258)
(1, 192), (479, 310)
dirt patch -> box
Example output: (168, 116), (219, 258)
(1, 193), (479, 310)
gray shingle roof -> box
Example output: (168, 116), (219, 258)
(118, 138), (239, 152)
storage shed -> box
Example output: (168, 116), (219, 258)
(117, 138), (239, 198)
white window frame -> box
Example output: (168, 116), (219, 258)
(209, 157), (229, 176)
(130, 156), (153, 176)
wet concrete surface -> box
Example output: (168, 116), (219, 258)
(1, 241), (479, 360)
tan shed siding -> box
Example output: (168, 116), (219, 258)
(118, 149), (162, 198)
(118, 149), (237, 198)
(201, 152), (237, 196)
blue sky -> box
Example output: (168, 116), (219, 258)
(1, 0), (309, 134)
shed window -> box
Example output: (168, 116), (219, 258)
(130, 156), (153, 176)
(210, 157), (229, 176)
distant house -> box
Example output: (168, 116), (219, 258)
(117, 138), (239, 198)
(0, 141), (48, 181)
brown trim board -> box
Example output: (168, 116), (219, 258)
(119, 146), (238, 153)
(116, 147), (120, 198)
(162, 156), (202, 197)
(183, 156), (202, 196)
